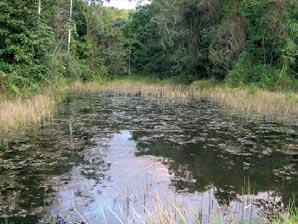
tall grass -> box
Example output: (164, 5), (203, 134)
(191, 81), (298, 123)
(0, 81), (68, 140)
(72, 78), (298, 124)
(54, 191), (296, 224)
(1, 77), (297, 141)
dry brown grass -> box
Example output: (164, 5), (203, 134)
(72, 79), (298, 124)
(0, 78), (297, 140)
(0, 85), (67, 140)
(190, 82), (298, 123)
(0, 95), (55, 131)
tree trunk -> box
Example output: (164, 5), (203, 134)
(68, 0), (73, 54)
(128, 52), (131, 75)
(38, 0), (41, 15)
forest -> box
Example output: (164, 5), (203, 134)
(0, 1), (297, 224)
(0, 0), (297, 93)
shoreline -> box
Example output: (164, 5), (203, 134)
(1, 77), (297, 141)
(0, 78), (297, 223)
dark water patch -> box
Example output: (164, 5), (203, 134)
(0, 93), (297, 223)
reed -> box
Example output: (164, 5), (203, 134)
(53, 177), (295, 224)
(143, 204), (295, 224)
(106, 189), (296, 224)
(190, 81), (298, 124)
(72, 78), (298, 124)
(0, 83), (68, 140)
(1, 78), (297, 141)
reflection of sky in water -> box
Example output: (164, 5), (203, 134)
(44, 130), (285, 223)
(1, 94), (296, 224)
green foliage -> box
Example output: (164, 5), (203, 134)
(240, 0), (283, 64)
(0, 0), (296, 93)
(126, 0), (297, 90)
(71, 0), (128, 78)
(0, 0), (56, 93)
(124, 3), (166, 75)
(125, 0), (225, 79)
(227, 62), (295, 88)
(0, 0), (130, 93)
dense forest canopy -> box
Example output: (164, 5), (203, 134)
(127, 0), (297, 86)
(0, 0), (297, 93)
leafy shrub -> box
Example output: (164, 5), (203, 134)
(209, 18), (246, 77)
(227, 59), (296, 90)
(63, 54), (108, 82)
(0, 71), (6, 91)
(168, 74), (197, 84)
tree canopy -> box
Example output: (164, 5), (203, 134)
(0, 0), (297, 92)
(126, 0), (297, 87)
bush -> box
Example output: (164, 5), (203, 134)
(0, 71), (6, 91)
(226, 60), (296, 90)
(168, 74), (198, 84)
(63, 55), (109, 82)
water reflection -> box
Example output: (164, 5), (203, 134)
(134, 136), (297, 202)
(0, 93), (297, 223)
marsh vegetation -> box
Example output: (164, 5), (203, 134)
(1, 92), (297, 224)
(2, 78), (297, 140)
(0, 0), (297, 223)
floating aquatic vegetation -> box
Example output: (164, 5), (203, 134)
(0, 93), (297, 224)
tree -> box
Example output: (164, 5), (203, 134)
(0, 0), (55, 90)
(68, 0), (73, 54)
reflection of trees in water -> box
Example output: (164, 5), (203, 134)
(133, 133), (297, 208)
(0, 94), (115, 224)
(0, 94), (296, 223)
(122, 96), (297, 209)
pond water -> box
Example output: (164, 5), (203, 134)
(0, 93), (297, 224)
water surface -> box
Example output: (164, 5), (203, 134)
(0, 93), (297, 223)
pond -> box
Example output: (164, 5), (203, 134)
(0, 93), (297, 223)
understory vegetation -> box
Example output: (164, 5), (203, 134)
(1, 77), (297, 141)
(0, 0), (297, 94)
(126, 0), (298, 89)
(0, 0), (297, 142)
(0, 1), (297, 222)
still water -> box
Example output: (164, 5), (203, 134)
(0, 93), (297, 223)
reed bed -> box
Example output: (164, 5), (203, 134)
(0, 95), (54, 131)
(72, 79), (298, 124)
(58, 193), (296, 224)
(0, 85), (67, 139)
(1, 78), (297, 140)
(190, 83), (298, 123)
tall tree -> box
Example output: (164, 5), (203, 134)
(68, 0), (73, 54)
